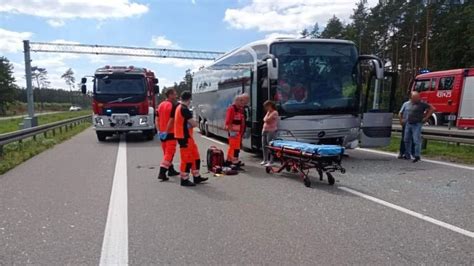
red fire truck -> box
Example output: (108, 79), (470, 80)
(411, 68), (474, 128)
(81, 66), (159, 141)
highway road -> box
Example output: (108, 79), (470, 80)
(0, 128), (473, 265)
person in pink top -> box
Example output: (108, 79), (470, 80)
(261, 100), (279, 166)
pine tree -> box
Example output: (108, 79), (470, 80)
(0, 57), (17, 115)
(321, 15), (344, 39)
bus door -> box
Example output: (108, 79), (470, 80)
(360, 72), (397, 147)
(241, 69), (254, 150)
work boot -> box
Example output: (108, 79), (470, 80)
(181, 179), (196, 187)
(167, 165), (180, 177)
(412, 157), (421, 163)
(193, 175), (208, 184)
(157, 167), (169, 181)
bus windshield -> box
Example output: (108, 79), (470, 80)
(270, 42), (359, 115)
(94, 75), (146, 95)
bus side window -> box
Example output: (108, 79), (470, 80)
(439, 76), (454, 90)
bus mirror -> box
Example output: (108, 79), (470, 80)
(81, 84), (87, 94)
(81, 77), (87, 84)
(358, 55), (384, 79)
(267, 58), (279, 80)
(371, 59), (384, 80)
(153, 78), (159, 84)
(154, 85), (160, 94)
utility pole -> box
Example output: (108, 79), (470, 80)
(425, 5), (430, 69)
(23, 40), (37, 128)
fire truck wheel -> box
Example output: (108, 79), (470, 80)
(144, 130), (155, 141)
(96, 132), (107, 142)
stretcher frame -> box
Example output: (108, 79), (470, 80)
(265, 130), (346, 187)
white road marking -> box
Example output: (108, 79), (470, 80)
(201, 135), (227, 146)
(357, 148), (474, 171)
(100, 140), (128, 265)
(339, 186), (474, 239)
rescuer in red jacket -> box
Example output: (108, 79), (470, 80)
(156, 88), (180, 181)
(224, 94), (246, 167)
(174, 91), (208, 187)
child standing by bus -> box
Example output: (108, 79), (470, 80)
(261, 101), (279, 167)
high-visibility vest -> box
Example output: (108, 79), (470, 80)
(230, 105), (244, 132)
(157, 100), (174, 133)
(174, 104), (193, 139)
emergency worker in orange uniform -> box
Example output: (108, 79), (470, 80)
(224, 95), (246, 167)
(174, 91), (208, 187)
(156, 88), (180, 181)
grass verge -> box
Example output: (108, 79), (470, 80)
(0, 110), (90, 134)
(379, 136), (474, 165)
(0, 122), (91, 175)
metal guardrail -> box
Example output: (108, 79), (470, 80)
(392, 124), (474, 145)
(0, 115), (91, 155)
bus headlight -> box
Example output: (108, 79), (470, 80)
(139, 117), (148, 125)
(350, 127), (359, 135)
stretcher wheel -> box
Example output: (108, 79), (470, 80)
(304, 178), (311, 188)
(327, 172), (335, 185)
(318, 169), (323, 181)
(286, 165), (291, 172)
(265, 166), (272, 174)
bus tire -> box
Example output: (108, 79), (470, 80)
(204, 122), (211, 137)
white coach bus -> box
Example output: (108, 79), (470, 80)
(193, 38), (396, 151)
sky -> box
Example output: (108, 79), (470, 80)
(0, 0), (378, 90)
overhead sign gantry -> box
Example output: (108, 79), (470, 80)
(22, 40), (225, 128)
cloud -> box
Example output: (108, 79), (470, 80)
(151, 35), (180, 49)
(191, 0), (196, 4)
(224, 0), (379, 32)
(47, 19), (65, 27)
(0, 27), (33, 53)
(0, 0), (149, 26)
(265, 32), (300, 40)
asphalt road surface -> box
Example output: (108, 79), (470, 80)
(1, 128), (473, 265)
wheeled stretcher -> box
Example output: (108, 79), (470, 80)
(265, 139), (346, 187)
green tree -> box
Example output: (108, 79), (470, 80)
(61, 68), (76, 105)
(321, 15), (344, 39)
(300, 28), (309, 38)
(0, 57), (17, 115)
(309, 22), (321, 38)
(31, 66), (49, 110)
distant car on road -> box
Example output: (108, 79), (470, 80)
(69, 106), (82, 111)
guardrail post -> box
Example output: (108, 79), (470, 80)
(52, 129), (56, 137)
(422, 138), (428, 150)
(0, 145), (3, 157)
(44, 131), (47, 138)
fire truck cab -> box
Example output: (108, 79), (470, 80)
(411, 68), (474, 128)
(81, 66), (159, 141)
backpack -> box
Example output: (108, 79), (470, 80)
(207, 146), (225, 172)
